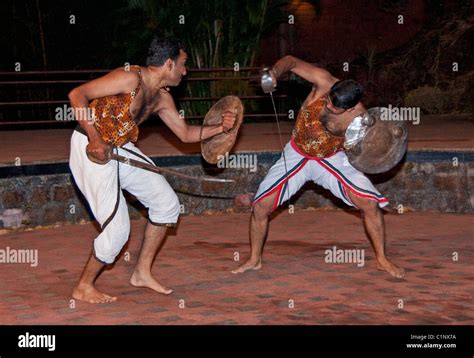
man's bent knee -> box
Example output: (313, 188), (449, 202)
(93, 221), (131, 264)
(356, 198), (379, 215)
(252, 197), (274, 220)
(148, 192), (180, 227)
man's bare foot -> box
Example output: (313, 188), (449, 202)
(72, 284), (117, 304)
(130, 271), (173, 295)
(377, 259), (406, 278)
(232, 259), (262, 274)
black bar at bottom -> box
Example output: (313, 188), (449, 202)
(0, 325), (472, 355)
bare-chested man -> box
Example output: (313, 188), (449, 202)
(68, 38), (236, 303)
(233, 55), (405, 278)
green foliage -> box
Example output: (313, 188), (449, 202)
(125, 0), (290, 119)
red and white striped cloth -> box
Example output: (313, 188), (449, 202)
(253, 138), (389, 211)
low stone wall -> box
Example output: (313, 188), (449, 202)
(0, 151), (472, 228)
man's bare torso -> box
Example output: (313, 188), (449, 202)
(128, 67), (170, 126)
(301, 81), (366, 137)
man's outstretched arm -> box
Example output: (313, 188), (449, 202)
(157, 92), (236, 143)
(270, 55), (337, 89)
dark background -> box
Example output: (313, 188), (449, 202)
(1, 0), (473, 129)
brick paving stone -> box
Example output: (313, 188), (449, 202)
(448, 314), (474, 321)
(257, 293), (276, 299)
(184, 302), (206, 308)
(214, 319), (239, 325)
(16, 313), (40, 320)
(200, 310), (219, 317)
(146, 307), (168, 314)
(108, 312), (129, 318)
(238, 306), (258, 312)
(11, 304), (31, 310)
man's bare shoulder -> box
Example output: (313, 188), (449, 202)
(313, 76), (339, 97)
(154, 90), (177, 113)
(102, 67), (140, 92)
(70, 66), (141, 100)
(109, 66), (140, 76)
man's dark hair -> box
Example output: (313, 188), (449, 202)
(329, 79), (364, 109)
(146, 37), (185, 67)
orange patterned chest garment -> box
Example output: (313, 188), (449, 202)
(292, 95), (345, 158)
(89, 66), (142, 147)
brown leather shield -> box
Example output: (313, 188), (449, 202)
(344, 107), (408, 174)
(201, 96), (244, 164)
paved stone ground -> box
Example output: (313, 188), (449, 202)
(1, 114), (473, 166)
(0, 209), (472, 325)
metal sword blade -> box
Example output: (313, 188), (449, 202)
(269, 92), (290, 202)
(109, 153), (235, 184)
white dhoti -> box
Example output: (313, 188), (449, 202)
(69, 130), (180, 264)
(253, 138), (389, 211)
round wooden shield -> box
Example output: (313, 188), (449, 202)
(201, 96), (244, 164)
(345, 107), (408, 174)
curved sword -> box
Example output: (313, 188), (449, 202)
(262, 68), (291, 202)
(110, 153), (233, 183)
(109, 152), (239, 199)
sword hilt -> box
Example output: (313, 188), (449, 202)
(261, 67), (277, 94)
